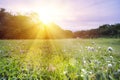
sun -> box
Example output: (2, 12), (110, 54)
(35, 6), (67, 25)
(38, 12), (52, 24)
(37, 7), (56, 24)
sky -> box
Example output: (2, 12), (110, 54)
(0, 0), (120, 31)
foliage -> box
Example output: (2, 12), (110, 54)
(0, 8), (74, 39)
(74, 24), (120, 38)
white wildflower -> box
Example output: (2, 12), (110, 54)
(81, 74), (84, 77)
(81, 69), (87, 74)
(94, 60), (99, 64)
(108, 63), (112, 68)
(91, 47), (94, 51)
(89, 71), (92, 74)
(110, 56), (113, 59)
(87, 46), (95, 51)
(118, 69), (120, 73)
(98, 46), (101, 49)
(81, 69), (85, 72)
(63, 71), (67, 74)
(87, 46), (90, 50)
(82, 58), (86, 64)
(83, 60), (86, 64)
(107, 47), (113, 51)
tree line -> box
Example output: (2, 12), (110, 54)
(0, 8), (74, 39)
(74, 23), (120, 38)
(0, 8), (120, 39)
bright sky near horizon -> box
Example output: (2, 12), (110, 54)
(0, 0), (120, 31)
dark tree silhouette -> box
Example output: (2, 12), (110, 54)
(0, 8), (120, 39)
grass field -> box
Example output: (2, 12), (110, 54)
(0, 39), (120, 80)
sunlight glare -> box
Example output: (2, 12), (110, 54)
(37, 7), (57, 24)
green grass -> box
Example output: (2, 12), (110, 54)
(0, 38), (120, 80)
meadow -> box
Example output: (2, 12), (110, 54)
(0, 38), (120, 80)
